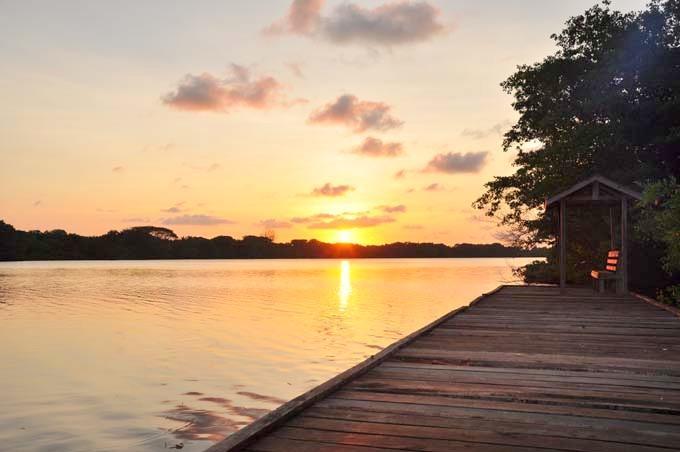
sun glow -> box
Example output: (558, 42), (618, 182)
(335, 230), (354, 243)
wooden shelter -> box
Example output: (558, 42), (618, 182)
(545, 175), (642, 293)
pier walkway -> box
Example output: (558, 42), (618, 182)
(207, 285), (680, 452)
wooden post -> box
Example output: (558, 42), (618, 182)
(619, 197), (628, 294)
(560, 199), (567, 292)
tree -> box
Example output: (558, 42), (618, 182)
(474, 0), (680, 289)
(637, 178), (680, 304)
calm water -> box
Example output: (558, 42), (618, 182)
(0, 258), (535, 452)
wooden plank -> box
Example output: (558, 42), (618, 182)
(381, 362), (680, 385)
(301, 407), (680, 449)
(208, 285), (680, 452)
(344, 377), (680, 412)
(287, 415), (672, 452)
(329, 390), (680, 425)
(204, 285), (506, 452)
(394, 349), (680, 375)
(270, 426), (553, 452)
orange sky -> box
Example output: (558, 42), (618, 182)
(0, 0), (647, 245)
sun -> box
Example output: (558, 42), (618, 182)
(335, 230), (353, 243)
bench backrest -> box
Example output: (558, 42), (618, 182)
(606, 250), (620, 272)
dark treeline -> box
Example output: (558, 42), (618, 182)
(0, 221), (546, 261)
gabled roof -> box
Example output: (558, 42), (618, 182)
(545, 175), (642, 207)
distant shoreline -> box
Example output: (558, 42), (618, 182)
(0, 256), (545, 263)
(0, 221), (548, 261)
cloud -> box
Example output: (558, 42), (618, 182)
(122, 217), (150, 223)
(163, 64), (300, 112)
(184, 162), (222, 172)
(309, 94), (402, 133)
(394, 169), (407, 179)
(461, 120), (512, 139)
(323, 1), (445, 45)
(112, 166), (125, 173)
(379, 204), (406, 213)
(351, 137), (404, 157)
(162, 214), (235, 225)
(291, 208), (399, 229)
(424, 182), (443, 191)
(265, 1), (446, 46)
(259, 218), (293, 229)
(291, 213), (335, 224)
(161, 202), (186, 213)
(287, 62), (305, 78)
(425, 151), (488, 174)
(264, 0), (324, 35)
(311, 183), (355, 197)
(308, 214), (395, 229)
(294, 212), (395, 229)
(403, 224), (423, 230)
(142, 143), (175, 153)
(33, 200), (42, 207)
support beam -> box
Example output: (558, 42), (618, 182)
(619, 198), (628, 294)
(560, 199), (567, 292)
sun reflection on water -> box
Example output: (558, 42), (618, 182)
(338, 260), (352, 311)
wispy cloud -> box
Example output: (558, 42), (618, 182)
(33, 200), (42, 207)
(291, 213), (336, 224)
(424, 182), (443, 191)
(379, 204), (406, 213)
(292, 211), (395, 229)
(287, 62), (305, 78)
(265, 1), (446, 46)
(259, 218), (293, 229)
(308, 214), (395, 229)
(309, 94), (402, 133)
(112, 166), (125, 173)
(162, 214), (235, 225)
(163, 64), (302, 113)
(403, 224), (423, 230)
(291, 205), (401, 229)
(461, 120), (511, 139)
(311, 182), (355, 197)
(425, 151), (488, 174)
(142, 143), (175, 153)
(161, 202), (185, 214)
(394, 169), (407, 179)
(122, 217), (150, 223)
(351, 137), (404, 157)
(184, 162), (222, 172)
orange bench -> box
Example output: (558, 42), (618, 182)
(591, 250), (622, 293)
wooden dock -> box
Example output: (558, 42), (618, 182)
(206, 285), (680, 452)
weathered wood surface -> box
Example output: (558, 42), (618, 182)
(207, 286), (680, 452)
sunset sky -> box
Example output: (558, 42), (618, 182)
(0, 0), (647, 245)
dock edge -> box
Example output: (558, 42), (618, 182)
(204, 284), (507, 452)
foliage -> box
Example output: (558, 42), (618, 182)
(0, 220), (547, 261)
(637, 178), (680, 304)
(474, 0), (680, 293)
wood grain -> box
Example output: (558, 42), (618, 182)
(207, 286), (680, 451)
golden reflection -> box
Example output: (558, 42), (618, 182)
(338, 260), (352, 311)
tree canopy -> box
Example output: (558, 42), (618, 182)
(474, 0), (680, 299)
(0, 220), (546, 261)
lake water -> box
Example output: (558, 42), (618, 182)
(0, 258), (536, 452)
